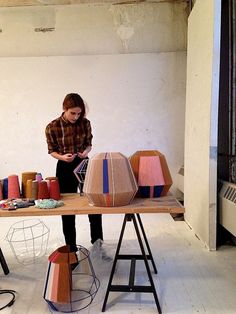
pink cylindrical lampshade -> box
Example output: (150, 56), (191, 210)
(8, 175), (20, 198)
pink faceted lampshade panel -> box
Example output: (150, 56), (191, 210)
(130, 150), (173, 198)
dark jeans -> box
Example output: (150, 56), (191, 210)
(56, 156), (103, 251)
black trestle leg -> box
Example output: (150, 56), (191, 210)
(102, 214), (162, 314)
(133, 214), (162, 313)
(102, 214), (129, 312)
(137, 213), (158, 274)
(0, 247), (9, 275)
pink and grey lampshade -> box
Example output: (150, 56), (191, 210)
(129, 150), (173, 198)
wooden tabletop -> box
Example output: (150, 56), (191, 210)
(0, 193), (184, 217)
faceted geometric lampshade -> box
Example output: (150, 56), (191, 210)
(74, 159), (89, 185)
(43, 245), (99, 312)
(129, 150), (172, 197)
(74, 158), (89, 195)
(44, 245), (77, 304)
(83, 152), (138, 207)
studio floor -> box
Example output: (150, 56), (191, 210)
(0, 212), (236, 314)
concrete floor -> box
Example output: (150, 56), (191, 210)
(0, 213), (236, 314)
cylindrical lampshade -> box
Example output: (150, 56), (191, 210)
(3, 178), (8, 199)
(38, 181), (50, 199)
(22, 172), (37, 197)
(129, 150), (172, 197)
(8, 175), (20, 199)
(50, 180), (60, 200)
(45, 177), (58, 191)
(35, 173), (43, 182)
(31, 180), (38, 199)
(26, 179), (33, 199)
(0, 181), (3, 200)
(83, 152), (138, 207)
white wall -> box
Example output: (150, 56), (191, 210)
(0, 2), (187, 196)
(184, 0), (221, 249)
(0, 2), (187, 56)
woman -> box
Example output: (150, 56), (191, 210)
(45, 93), (103, 253)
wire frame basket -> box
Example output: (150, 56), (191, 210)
(73, 158), (89, 195)
(5, 219), (50, 265)
(43, 245), (100, 312)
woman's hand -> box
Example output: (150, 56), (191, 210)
(77, 151), (88, 158)
(62, 153), (77, 162)
(50, 152), (76, 162)
(77, 146), (92, 158)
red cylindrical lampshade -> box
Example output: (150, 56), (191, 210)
(50, 180), (60, 200)
(38, 181), (50, 199)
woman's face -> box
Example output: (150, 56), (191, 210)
(63, 107), (82, 124)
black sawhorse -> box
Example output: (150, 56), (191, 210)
(102, 213), (162, 313)
(0, 247), (9, 275)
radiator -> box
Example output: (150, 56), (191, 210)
(219, 181), (236, 237)
(176, 165), (184, 194)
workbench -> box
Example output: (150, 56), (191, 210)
(0, 193), (184, 313)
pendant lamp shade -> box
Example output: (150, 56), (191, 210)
(83, 152), (138, 207)
(130, 150), (172, 197)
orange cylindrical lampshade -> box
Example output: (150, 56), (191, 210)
(21, 172), (37, 197)
(31, 180), (38, 199)
(26, 179), (33, 199)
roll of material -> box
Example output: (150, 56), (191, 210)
(22, 172), (37, 198)
(3, 178), (8, 199)
(0, 181), (3, 200)
(38, 181), (50, 199)
(45, 177), (58, 191)
(26, 179), (33, 199)
(45, 179), (50, 190)
(50, 180), (60, 200)
(32, 180), (39, 200)
(45, 177), (58, 181)
(36, 173), (43, 182)
(8, 175), (21, 199)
